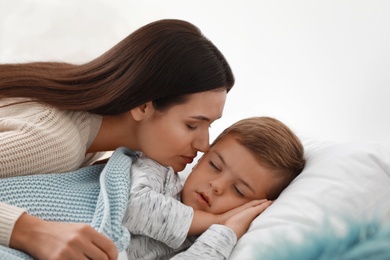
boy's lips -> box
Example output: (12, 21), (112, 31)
(197, 192), (210, 207)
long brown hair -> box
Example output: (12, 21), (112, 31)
(212, 117), (305, 200)
(0, 19), (234, 115)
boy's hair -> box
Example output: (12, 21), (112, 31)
(211, 116), (305, 200)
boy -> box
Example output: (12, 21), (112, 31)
(124, 116), (305, 259)
(0, 117), (305, 259)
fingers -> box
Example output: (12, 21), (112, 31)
(234, 199), (268, 213)
(239, 199), (269, 211)
(70, 225), (118, 260)
(245, 199), (270, 207)
(246, 200), (273, 217)
(13, 217), (118, 260)
(224, 200), (273, 240)
(90, 229), (118, 260)
(81, 242), (111, 260)
(220, 199), (272, 224)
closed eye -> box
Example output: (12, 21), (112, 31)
(209, 161), (221, 172)
(187, 124), (198, 130)
(233, 185), (245, 197)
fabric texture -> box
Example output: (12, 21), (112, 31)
(0, 98), (103, 246)
(0, 203), (26, 246)
(0, 147), (134, 259)
(0, 147), (237, 259)
(170, 224), (237, 260)
(0, 98), (102, 177)
(254, 217), (390, 259)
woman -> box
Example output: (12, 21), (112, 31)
(0, 19), (234, 259)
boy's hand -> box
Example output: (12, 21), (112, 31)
(222, 200), (273, 239)
(218, 199), (268, 224)
(189, 200), (272, 237)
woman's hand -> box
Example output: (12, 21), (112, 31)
(10, 213), (118, 260)
(222, 200), (273, 239)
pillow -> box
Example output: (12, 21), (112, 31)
(229, 140), (390, 259)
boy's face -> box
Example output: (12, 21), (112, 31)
(181, 134), (276, 214)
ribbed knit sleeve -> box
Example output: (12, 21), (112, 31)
(0, 203), (26, 246)
(170, 224), (237, 259)
(0, 98), (102, 177)
(0, 98), (102, 247)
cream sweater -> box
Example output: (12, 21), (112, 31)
(0, 98), (103, 246)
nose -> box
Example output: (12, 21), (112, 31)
(209, 178), (223, 195)
(193, 129), (210, 152)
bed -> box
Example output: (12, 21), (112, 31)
(1, 139), (389, 260)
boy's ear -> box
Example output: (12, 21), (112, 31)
(130, 101), (154, 121)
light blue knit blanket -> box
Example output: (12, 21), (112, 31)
(0, 147), (136, 259)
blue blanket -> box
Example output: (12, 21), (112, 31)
(253, 217), (390, 260)
(0, 147), (136, 259)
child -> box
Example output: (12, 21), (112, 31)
(124, 116), (305, 259)
(0, 116), (305, 259)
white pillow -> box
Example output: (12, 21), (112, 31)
(229, 139), (390, 259)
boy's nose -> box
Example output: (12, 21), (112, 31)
(209, 179), (223, 195)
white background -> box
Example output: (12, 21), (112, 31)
(1, 2), (389, 259)
(1, 0), (389, 173)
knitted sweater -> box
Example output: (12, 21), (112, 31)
(0, 98), (103, 246)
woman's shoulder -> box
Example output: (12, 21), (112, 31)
(0, 98), (100, 130)
(0, 98), (103, 176)
(0, 98), (69, 119)
(0, 98), (46, 115)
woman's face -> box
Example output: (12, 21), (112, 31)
(136, 89), (227, 172)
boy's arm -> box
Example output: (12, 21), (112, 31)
(172, 200), (272, 260)
(124, 159), (194, 249)
(188, 210), (220, 236)
(171, 224), (237, 260)
(124, 186), (194, 249)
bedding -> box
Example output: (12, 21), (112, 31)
(0, 147), (135, 259)
(229, 139), (390, 259)
(1, 140), (390, 259)
(254, 215), (390, 259)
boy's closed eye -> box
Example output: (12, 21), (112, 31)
(208, 159), (246, 198)
(233, 185), (245, 197)
(208, 161), (221, 172)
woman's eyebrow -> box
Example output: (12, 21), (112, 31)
(190, 114), (222, 122)
(190, 115), (211, 122)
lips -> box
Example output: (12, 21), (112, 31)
(197, 192), (210, 207)
(182, 155), (196, 164)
